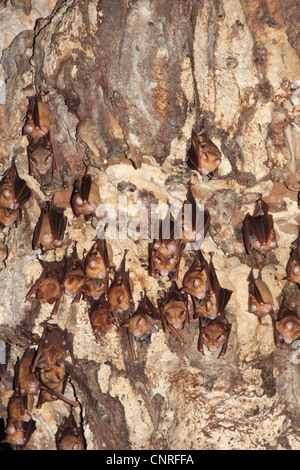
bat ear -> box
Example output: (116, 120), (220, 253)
(201, 152), (208, 161)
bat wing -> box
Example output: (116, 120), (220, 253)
(49, 201), (67, 242)
(10, 161), (31, 207)
(77, 173), (92, 202)
(187, 133), (201, 171)
(208, 254), (232, 315)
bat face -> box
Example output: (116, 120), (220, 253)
(7, 395), (32, 423)
(83, 277), (105, 300)
(63, 269), (85, 297)
(0, 206), (18, 228)
(163, 300), (188, 330)
(248, 296), (273, 317)
(28, 138), (54, 176)
(188, 133), (221, 177)
(4, 417), (36, 449)
(285, 256), (300, 284)
(201, 321), (228, 352)
(122, 314), (158, 341)
(23, 98), (53, 141)
(276, 314), (300, 344)
(182, 266), (209, 301)
(247, 272), (274, 319)
(107, 284), (131, 313)
(151, 252), (178, 277)
(153, 239), (178, 257)
(39, 364), (66, 389)
(85, 250), (107, 279)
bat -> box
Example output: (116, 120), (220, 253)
(70, 166), (101, 220)
(192, 293), (217, 321)
(55, 411), (85, 450)
(247, 269), (276, 321)
(84, 235), (111, 299)
(83, 277), (106, 301)
(36, 363), (78, 408)
(107, 249), (134, 322)
(187, 131), (222, 178)
(181, 249), (212, 302)
(284, 226), (300, 285)
(0, 158), (31, 225)
(88, 294), (114, 341)
(242, 198), (277, 256)
(22, 93), (53, 141)
(158, 281), (189, 343)
(149, 206), (185, 281)
(62, 243), (85, 302)
(3, 415), (36, 449)
(198, 315), (232, 358)
(31, 322), (75, 374)
(27, 133), (57, 178)
(25, 257), (65, 317)
(14, 348), (39, 397)
(272, 294), (300, 348)
(175, 185), (211, 246)
(32, 198), (67, 252)
(121, 290), (159, 361)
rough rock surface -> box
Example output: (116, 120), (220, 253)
(0, 0), (300, 450)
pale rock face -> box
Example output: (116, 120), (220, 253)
(0, 0), (300, 451)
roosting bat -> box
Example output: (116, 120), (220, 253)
(55, 411), (85, 450)
(27, 133), (57, 178)
(70, 166), (101, 220)
(272, 294), (300, 348)
(193, 253), (232, 323)
(62, 243), (85, 302)
(187, 131), (222, 179)
(107, 249), (134, 322)
(242, 198), (277, 256)
(0, 158), (31, 225)
(14, 348), (39, 397)
(25, 257), (65, 317)
(284, 226), (300, 285)
(3, 412), (36, 450)
(175, 185), (211, 246)
(247, 269), (276, 322)
(31, 322), (75, 374)
(181, 250), (212, 302)
(88, 294), (114, 341)
(36, 362), (78, 408)
(198, 314), (232, 358)
(149, 206), (185, 281)
(158, 281), (189, 343)
(84, 236), (111, 299)
(121, 290), (159, 361)
(22, 93), (53, 141)
(32, 198), (67, 252)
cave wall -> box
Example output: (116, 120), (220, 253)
(0, 0), (300, 450)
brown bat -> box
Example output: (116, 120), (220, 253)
(187, 131), (222, 178)
(149, 207), (185, 281)
(36, 363), (78, 408)
(121, 290), (159, 360)
(247, 269), (276, 322)
(181, 250), (212, 303)
(25, 257), (65, 317)
(0, 159), (31, 225)
(107, 249), (134, 322)
(84, 236), (111, 298)
(22, 93), (53, 141)
(14, 348), (39, 397)
(158, 281), (189, 343)
(71, 166), (101, 220)
(175, 185), (211, 246)
(272, 294), (300, 348)
(31, 322), (75, 374)
(242, 198), (277, 256)
(284, 226), (300, 285)
(62, 243), (85, 302)
(55, 411), (86, 450)
(6, 394), (33, 426)
(3, 415), (36, 449)
(198, 315), (232, 358)
(83, 277), (105, 301)
(32, 198), (67, 252)
(88, 294), (114, 341)
(192, 292), (218, 321)
(27, 133), (57, 178)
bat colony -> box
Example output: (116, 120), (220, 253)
(0, 93), (299, 450)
